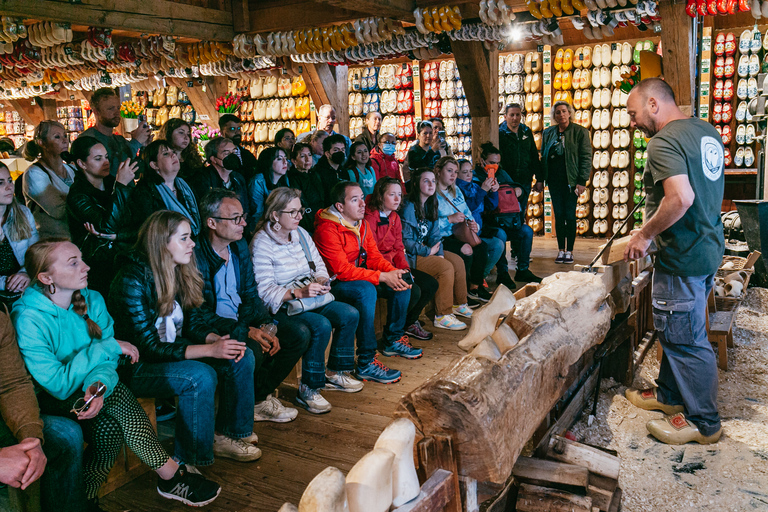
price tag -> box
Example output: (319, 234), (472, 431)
(414, 90), (421, 102)
(187, 80), (193, 87)
(21, 80), (27, 87)
(701, 59), (710, 74)
(543, 72), (551, 85)
(699, 104), (709, 119)
(702, 36), (711, 52)
(64, 46), (73, 56)
(412, 62), (420, 77)
(544, 205), (552, 216)
(198, 114), (210, 120)
(70, 95), (75, 100)
(544, 220), (552, 233)
(168, 67), (176, 75)
(537, 45), (544, 53)
(700, 82), (709, 96)
(543, 50), (551, 64)
(543, 117), (551, 128)
(579, 53), (584, 61)
(544, 96), (551, 108)
(611, 43), (617, 50)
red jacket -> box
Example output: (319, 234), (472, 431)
(364, 208), (409, 270)
(370, 147), (402, 182)
(313, 207), (395, 284)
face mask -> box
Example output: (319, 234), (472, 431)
(222, 153), (242, 172)
(381, 143), (396, 156)
(330, 152), (346, 165)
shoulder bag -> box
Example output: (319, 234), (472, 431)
(440, 190), (481, 247)
(284, 230), (334, 315)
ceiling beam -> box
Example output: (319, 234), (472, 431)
(248, 1), (362, 33)
(0, 0), (234, 41)
(313, 0), (415, 19)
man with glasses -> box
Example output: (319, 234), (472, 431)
(218, 114), (259, 181)
(190, 189), (307, 423)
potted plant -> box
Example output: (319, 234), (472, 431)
(191, 123), (220, 154)
(215, 93), (242, 116)
(120, 100), (144, 132)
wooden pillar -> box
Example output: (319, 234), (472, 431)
(659, 0), (696, 115)
(7, 99), (45, 127)
(172, 76), (226, 130)
(301, 63), (349, 135)
(451, 40), (499, 162)
(39, 99), (58, 122)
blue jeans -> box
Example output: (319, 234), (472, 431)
(274, 301), (359, 389)
(127, 351), (256, 466)
(332, 280), (410, 365)
(480, 228), (507, 277)
(652, 271), (721, 436)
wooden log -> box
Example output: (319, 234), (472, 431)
(392, 469), (455, 512)
(396, 272), (612, 484)
(512, 457), (589, 491)
(547, 436), (620, 481)
(516, 484), (593, 512)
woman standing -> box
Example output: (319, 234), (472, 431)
(540, 101), (591, 264)
(251, 188), (362, 414)
(66, 137), (136, 297)
(13, 239), (221, 508)
(341, 141), (377, 196)
(364, 177), (437, 340)
(22, 121), (75, 237)
(407, 121), (452, 173)
(248, 146), (289, 226)
(0, 162), (37, 306)
(401, 168), (471, 330)
(354, 111), (381, 152)
(159, 119), (205, 181)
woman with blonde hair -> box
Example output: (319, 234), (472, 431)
(12, 238), (221, 508)
(108, 210), (260, 470)
(22, 120), (75, 237)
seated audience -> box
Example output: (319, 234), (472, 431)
(13, 239), (220, 508)
(248, 146), (289, 227)
(189, 193), (308, 423)
(219, 114), (258, 180)
(251, 188), (362, 413)
(354, 112), (381, 152)
(191, 136), (249, 224)
(0, 163), (37, 307)
(22, 121), (75, 238)
(274, 128), (296, 154)
(364, 178), (437, 340)
(312, 133), (348, 203)
(341, 141), (377, 196)
(401, 168), (472, 331)
(287, 143), (325, 232)
(314, 181), (419, 384)
(131, 140), (201, 237)
(65, 137), (135, 297)
(370, 132), (401, 182)
(159, 118), (205, 181)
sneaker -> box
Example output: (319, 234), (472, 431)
(296, 383), (332, 414)
(406, 320), (434, 340)
(434, 314), (468, 330)
(496, 271), (517, 291)
(555, 250), (566, 263)
(466, 296), (483, 308)
(253, 395), (299, 423)
(514, 269), (543, 283)
(452, 304), (474, 318)
(213, 433), (262, 461)
(468, 286), (492, 303)
(563, 251), (574, 264)
(242, 432), (259, 444)
(354, 356), (402, 384)
(157, 464), (221, 507)
(324, 370), (364, 392)
(381, 335), (423, 359)
(155, 401), (176, 422)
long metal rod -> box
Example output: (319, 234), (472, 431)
(583, 196), (646, 272)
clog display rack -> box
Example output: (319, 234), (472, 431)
(136, 86), (197, 130)
(0, 109), (28, 148)
(55, 100), (89, 141)
(422, 59), (473, 158)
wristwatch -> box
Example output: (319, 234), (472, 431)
(290, 289), (297, 300)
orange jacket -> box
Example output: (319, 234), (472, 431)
(313, 207), (396, 284)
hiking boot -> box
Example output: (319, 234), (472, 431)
(434, 314), (468, 330)
(452, 304), (474, 318)
(496, 271), (517, 291)
(625, 388), (684, 415)
(646, 413), (722, 445)
(555, 250), (566, 263)
(324, 370), (364, 392)
(213, 433), (262, 462)
(253, 395), (298, 423)
(381, 335), (423, 359)
(406, 320), (433, 340)
(354, 356), (402, 384)
(515, 269), (543, 283)
(297, 383), (332, 414)
(156, 464), (221, 507)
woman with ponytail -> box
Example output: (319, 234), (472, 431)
(22, 120), (75, 237)
(11, 239), (221, 509)
(0, 162), (38, 305)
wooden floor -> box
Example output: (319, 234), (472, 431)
(100, 237), (606, 512)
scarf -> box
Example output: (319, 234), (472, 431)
(155, 177), (201, 236)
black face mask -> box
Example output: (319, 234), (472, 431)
(330, 152), (345, 165)
(231, 134), (242, 145)
(222, 153), (242, 172)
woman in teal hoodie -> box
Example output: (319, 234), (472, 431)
(11, 239), (220, 509)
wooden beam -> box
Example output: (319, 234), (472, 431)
(7, 99), (45, 127)
(334, 65), (349, 136)
(516, 484), (593, 512)
(302, 63), (334, 109)
(547, 436), (620, 481)
(513, 457), (590, 491)
(248, 1), (361, 33)
(314, 0), (415, 19)
(0, 0), (234, 41)
(658, 0), (695, 114)
(391, 469), (456, 512)
(232, 0), (251, 33)
(416, 436), (462, 512)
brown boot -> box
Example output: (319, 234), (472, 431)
(646, 413), (722, 445)
(625, 388), (684, 415)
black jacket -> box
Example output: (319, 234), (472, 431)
(312, 156), (343, 208)
(66, 172), (132, 295)
(354, 128), (377, 152)
(188, 235), (271, 344)
(128, 171), (200, 236)
(498, 122), (541, 189)
(407, 144), (439, 171)
(287, 168), (326, 232)
(237, 145), (259, 182)
(188, 165), (249, 220)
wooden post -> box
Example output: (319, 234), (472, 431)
(416, 436), (462, 512)
(231, 0), (250, 33)
(301, 63), (348, 135)
(7, 99), (45, 127)
(659, 1), (696, 115)
(173, 76), (226, 130)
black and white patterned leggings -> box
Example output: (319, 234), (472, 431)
(38, 381), (170, 499)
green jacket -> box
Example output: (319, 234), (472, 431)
(540, 122), (592, 187)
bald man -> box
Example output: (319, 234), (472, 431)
(623, 78), (724, 445)
(297, 105), (351, 154)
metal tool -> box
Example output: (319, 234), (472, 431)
(582, 196), (646, 273)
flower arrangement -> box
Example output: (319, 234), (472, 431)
(616, 65), (641, 94)
(215, 93), (242, 113)
(191, 123), (220, 141)
(120, 100), (144, 119)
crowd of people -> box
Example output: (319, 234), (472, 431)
(0, 86), (592, 512)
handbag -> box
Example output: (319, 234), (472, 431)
(284, 230), (334, 316)
(441, 189), (481, 247)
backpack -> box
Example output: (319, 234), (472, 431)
(493, 184), (522, 229)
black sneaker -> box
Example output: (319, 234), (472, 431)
(157, 464), (221, 507)
(496, 272), (517, 291)
(468, 286), (492, 303)
(466, 296), (483, 308)
(514, 269), (543, 283)
(156, 401), (177, 422)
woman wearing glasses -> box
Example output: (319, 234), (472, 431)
(250, 187), (362, 414)
(12, 239), (221, 508)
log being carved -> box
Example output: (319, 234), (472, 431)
(395, 272), (612, 484)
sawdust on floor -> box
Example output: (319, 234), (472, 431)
(571, 287), (768, 512)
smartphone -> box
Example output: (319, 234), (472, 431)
(438, 130), (446, 141)
(402, 271), (414, 285)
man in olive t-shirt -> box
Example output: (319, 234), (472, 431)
(623, 78), (724, 446)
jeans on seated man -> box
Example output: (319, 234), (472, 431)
(314, 181), (420, 384)
(189, 189), (308, 423)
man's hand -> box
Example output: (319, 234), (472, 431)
(0, 441), (34, 487)
(575, 184), (586, 196)
(21, 439), (46, 490)
(624, 229), (652, 261)
(209, 336), (248, 362)
(249, 327), (280, 356)
(130, 122), (152, 145)
(379, 269), (411, 291)
(481, 176), (495, 192)
(76, 392), (103, 421)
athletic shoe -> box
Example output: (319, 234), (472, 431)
(253, 395), (299, 423)
(155, 401), (177, 422)
(452, 304), (474, 318)
(563, 251), (574, 264)
(354, 356), (402, 384)
(324, 370), (364, 392)
(213, 433), (262, 461)
(406, 320), (434, 340)
(468, 286), (492, 303)
(466, 296), (483, 308)
(157, 464), (221, 507)
(496, 271), (517, 291)
(242, 432), (259, 444)
(381, 335), (423, 359)
(434, 314), (468, 330)
(296, 383), (332, 414)
(555, 250), (566, 263)
(514, 269), (543, 283)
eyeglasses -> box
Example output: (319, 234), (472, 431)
(70, 382), (107, 416)
(279, 208), (311, 219)
(212, 214), (246, 224)
(225, 126), (241, 132)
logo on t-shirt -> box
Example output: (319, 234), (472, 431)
(700, 136), (724, 182)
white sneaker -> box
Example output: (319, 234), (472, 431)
(297, 383), (332, 414)
(434, 314), (467, 331)
(213, 434), (262, 461)
(253, 395), (298, 423)
(324, 370), (364, 393)
(452, 304), (474, 318)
